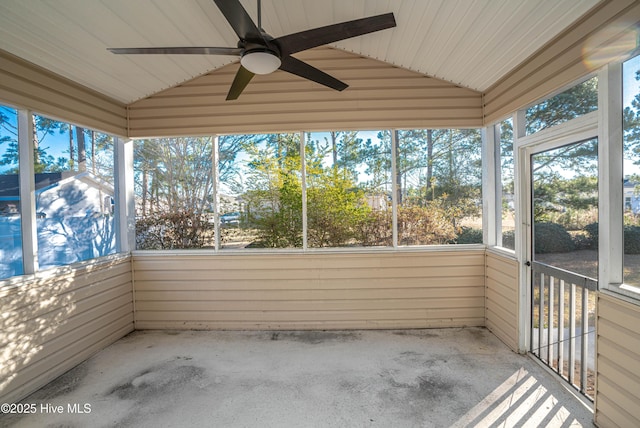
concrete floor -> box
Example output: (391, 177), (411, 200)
(2, 328), (594, 428)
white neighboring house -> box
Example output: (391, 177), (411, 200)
(624, 179), (640, 214)
(0, 171), (116, 273)
(35, 171), (114, 218)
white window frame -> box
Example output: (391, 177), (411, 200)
(601, 57), (640, 302)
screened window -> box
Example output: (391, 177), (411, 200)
(306, 130), (391, 248)
(134, 136), (215, 250)
(134, 129), (483, 251)
(499, 119), (515, 249)
(0, 105), (22, 278)
(397, 129), (482, 245)
(526, 77), (598, 135)
(623, 54), (640, 288)
(220, 133), (302, 249)
(33, 115), (116, 269)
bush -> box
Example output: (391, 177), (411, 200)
(584, 222), (598, 246)
(572, 232), (592, 250)
(583, 222), (640, 254)
(625, 226), (640, 254)
(502, 230), (515, 250)
(453, 227), (483, 244)
(136, 210), (215, 250)
(534, 222), (574, 253)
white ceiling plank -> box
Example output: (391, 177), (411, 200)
(0, 0), (602, 104)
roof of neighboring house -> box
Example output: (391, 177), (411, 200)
(0, 171), (112, 199)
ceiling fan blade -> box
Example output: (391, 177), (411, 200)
(108, 47), (243, 55)
(213, 0), (263, 41)
(226, 65), (255, 100)
(279, 56), (347, 92)
(276, 12), (396, 55)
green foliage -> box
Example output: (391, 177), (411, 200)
(453, 227), (483, 244)
(307, 170), (370, 247)
(251, 171), (303, 248)
(136, 210), (214, 250)
(585, 222), (640, 254)
(526, 77), (598, 134)
(534, 222), (575, 253)
(398, 198), (460, 245)
(502, 230), (515, 249)
(624, 226), (640, 254)
(584, 222), (599, 246)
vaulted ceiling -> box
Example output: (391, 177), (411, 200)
(0, 0), (601, 105)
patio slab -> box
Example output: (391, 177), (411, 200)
(1, 328), (593, 427)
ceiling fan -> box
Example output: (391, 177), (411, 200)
(108, 0), (396, 100)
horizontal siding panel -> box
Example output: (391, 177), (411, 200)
(128, 98), (481, 120)
(598, 337), (640, 378)
(599, 294), (640, 329)
(132, 266), (485, 282)
(0, 71), (126, 128)
(136, 307), (485, 323)
(485, 252), (518, 351)
(135, 318), (483, 331)
(0, 258), (132, 301)
(598, 375), (640, 421)
(598, 316), (640, 354)
(0, 50), (127, 136)
(135, 296), (484, 312)
(131, 87), (479, 109)
(598, 355), (640, 394)
(133, 250), (485, 330)
(130, 118), (484, 137)
(2, 322), (133, 404)
(133, 276), (485, 292)
(128, 108), (482, 130)
(2, 272), (132, 328)
(486, 267), (517, 296)
(1, 291), (133, 361)
(2, 301), (133, 377)
(1, 285), (132, 354)
(128, 47), (482, 137)
(596, 292), (640, 428)
(596, 394), (638, 428)
(133, 252), (484, 270)
(134, 286), (485, 301)
(0, 51), (125, 116)
(486, 255), (518, 279)
(0, 256), (134, 403)
(485, 288), (516, 317)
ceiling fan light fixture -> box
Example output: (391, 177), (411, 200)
(240, 49), (281, 74)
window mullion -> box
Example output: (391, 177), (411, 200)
(300, 131), (307, 250)
(598, 62), (624, 288)
(18, 109), (38, 274)
(482, 124), (497, 246)
(213, 135), (220, 251)
(391, 129), (398, 248)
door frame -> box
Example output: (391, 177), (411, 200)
(514, 110), (599, 353)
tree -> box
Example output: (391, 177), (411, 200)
(624, 68), (640, 170)
(526, 77), (598, 134)
(134, 136), (217, 249)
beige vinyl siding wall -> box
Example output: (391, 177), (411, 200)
(127, 47), (483, 137)
(0, 255), (134, 403)
(133, 249), (486, 330)
(483, 0), (640, 124)
(595, 293), (640, 427)
(485, 250), (519, 352)
(0, 49), (127, 137)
